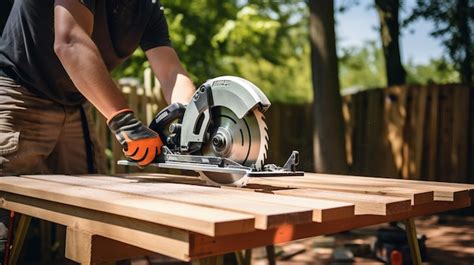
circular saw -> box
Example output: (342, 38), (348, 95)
(118, 76), (303, 187)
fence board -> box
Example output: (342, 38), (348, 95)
(423, 86), (439, 181)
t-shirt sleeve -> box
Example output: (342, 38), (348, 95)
(78, 0), (96, 14)
(140, 1), (172, 51)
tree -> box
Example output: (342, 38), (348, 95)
(375, 0), (406, 85)
(406, 58), (460, 84)
(113, 0), (313, 104)
(406, 0), (473, 85)
(309, 0), (348, 173)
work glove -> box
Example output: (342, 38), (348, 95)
(107, 109), (163, 167)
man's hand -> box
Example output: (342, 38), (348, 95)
(107, 109), (163, 167)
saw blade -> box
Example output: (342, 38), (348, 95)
(198, 107), (268, 186)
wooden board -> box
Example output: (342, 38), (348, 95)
(0, 191), (192, 261)
(83, 175), (355, 223)
(275, 189), (411, 215)
(65, 227), (154, 264)
(22, 175), (314, 230)
(0, 173), (471, 262)
(250, 176), (433, 205)
(0, 177), (255, 236)
(189, 195), (472, 259)
(250, 173), (471, 201)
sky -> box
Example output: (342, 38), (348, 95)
(335, 0), (445, 65)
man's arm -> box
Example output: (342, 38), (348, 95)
(54, 0), (162, 166)
(53, 0), (128, 119)
(145, 46), (195, 104)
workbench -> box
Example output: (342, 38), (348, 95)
(0, 173), (472, 264)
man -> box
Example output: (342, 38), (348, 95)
(0, 0), (195, 260)
(0, 0), (195, 175)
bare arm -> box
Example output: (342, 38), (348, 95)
(145, 46), (195, 104)
(54, 0), (128, 119)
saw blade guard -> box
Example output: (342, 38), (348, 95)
(179, 76), (271, 152)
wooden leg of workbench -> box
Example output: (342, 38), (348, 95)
(9, 214), (31, 265)
(197, 255), (223, 265)
(65, 227), (154, 264)
(235, 249), (252, 265)
(265, 245), (276, 265)
(403, 218), (422, 265)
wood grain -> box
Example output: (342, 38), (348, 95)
(23, 175), (314, 230)
(251, 173), (471, 201)
(0, 177), (254, 236)
(0, 192), (192, 261)
(250, 176), (433, 205)
(65, 227), (154, 264)
(189, 195), (472, 259)
(275, 189), (411, 215)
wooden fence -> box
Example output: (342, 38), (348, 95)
(343, 85), (472, 183)
(94, 76), (473, 183)
(264, 85), (473, 183)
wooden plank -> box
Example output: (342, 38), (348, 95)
(0, 177), (255, 236)
(94, 174), (432, 205)
(189, 196), (471, 259)
(65, 227), (154, 264)
(190, 187), (354, 223)
(90, 173), (473, 202)
(384, 86), (408, 177)
(423, 86), (439, 181)
(23, 175), (313, 230)
(250, 175), (433, 205)
(275, 189), (411, 215)
(82, 175), (355, 223)
(437, 86), (454, 181)
(317, 174), (474, 199)
(252, 173), (471, 201)
(0, 192), (191, 261)
(402, 85), (417, 179)
(364, 90), (389, 176)
(413, 86), (428, 180)
(451, 86), (470, 183)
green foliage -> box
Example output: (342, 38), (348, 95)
(339, 41), (387, 90)
(338, 41), (459, 91)
(404, 0), (473, 83)
(112, 0), (313, 104)
(406, 58), (460, 84)
(111, 49), (149, 81)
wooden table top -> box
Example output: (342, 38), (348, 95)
(0, 173), (472, 261)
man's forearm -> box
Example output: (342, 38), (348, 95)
(55, 40), (128, 119)
(146, 46), (195, 105)
(162, 67), (195, 104)
(54, 2), (128, 119)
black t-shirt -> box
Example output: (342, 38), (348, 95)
(0, 0), (171, 106)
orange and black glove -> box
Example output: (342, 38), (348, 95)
(107, 109), (163, 167)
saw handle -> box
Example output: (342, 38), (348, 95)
(149, 103), (186, 150)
